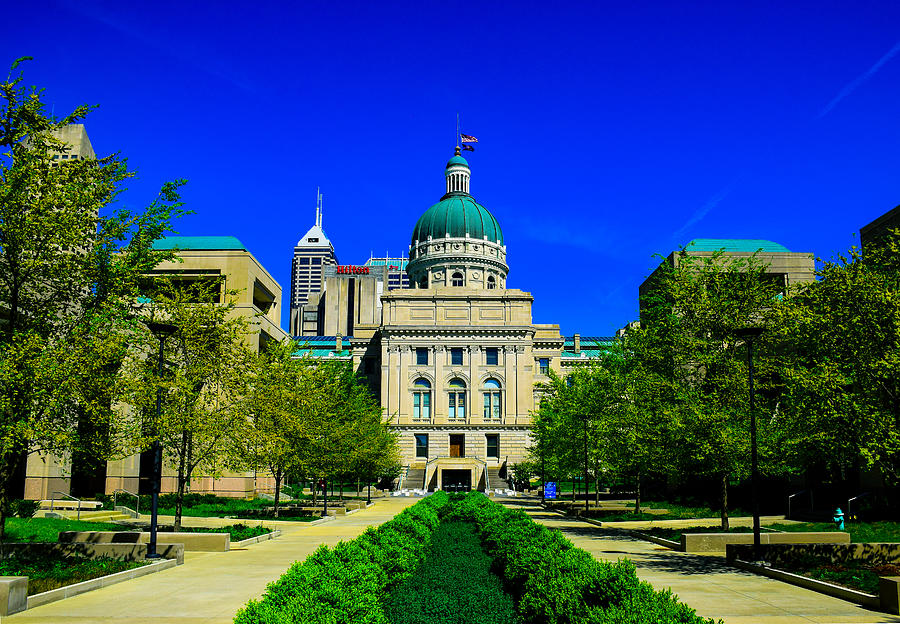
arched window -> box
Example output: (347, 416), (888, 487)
(419, 277), (428, 289)
(483, 378), (502, 420)
(487, 275), (496, 289)
(448, 378), (466, 420)
(412, 378), (431, 420)
(451, 272), (464, 287)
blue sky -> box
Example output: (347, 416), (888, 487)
(6, 1), (900, 336)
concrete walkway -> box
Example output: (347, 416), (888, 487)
(506, 498), (900, 624)
(8, 497), (419, 624)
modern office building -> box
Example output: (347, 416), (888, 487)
(861, 204), (900, 250)
(364, 255), (410, 290)
(638, 238), (816, 320)
(48, 124), (96, 162)
(290, 190), (338, 336)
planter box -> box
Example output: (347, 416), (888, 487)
(684, 531), (849, 552)
(59, 531), (229, 552)
(726, 542), (900, 565)
(1, 542), (184, 564)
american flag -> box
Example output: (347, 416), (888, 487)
(460, 133), (478, 143)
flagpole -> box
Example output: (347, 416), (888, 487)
(456, 112), (460, 149)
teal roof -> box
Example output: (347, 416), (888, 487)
(365, 258), (409, 269)
(685, 239), (790, 253)
(446, 155), (469, 168)
(412, 195), (504, 245)
(152, 236), (246, 251)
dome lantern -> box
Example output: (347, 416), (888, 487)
(445, 146), (471, 195)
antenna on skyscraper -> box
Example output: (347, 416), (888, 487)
(315, 187), (323, 228)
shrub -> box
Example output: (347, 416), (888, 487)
(234, 492), (449, 624)
(9, 499), (40, 518)
(458, 492), (717, 624)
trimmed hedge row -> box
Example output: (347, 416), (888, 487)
(234, 491), (449, 624)
(447, 493), (718, 624)
(383, 520), (519, 624)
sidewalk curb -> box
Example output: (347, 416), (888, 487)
(233, 529), (282, 548)
(26, 558), (179, 611)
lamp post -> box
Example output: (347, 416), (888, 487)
(145, 321), (176, 559)
(736, 326), (765, 558)
(581, 414), (590, 514)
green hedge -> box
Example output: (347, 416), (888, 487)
(448, 493), (717, 624)
(234, 491), (449, 624)
(383, 520), (519, 624)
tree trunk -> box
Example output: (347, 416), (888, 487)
(572, 475), (576, 503)
(634, 470), (642, 514)
(595, 460), (601, 507)
(312, 481), (318, 506)
(273, 472), (282, 519)
(174, 429), (189, 531)
(720, 473), (730, 530)
(356, 478), (360, 498)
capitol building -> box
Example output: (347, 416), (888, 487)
(293, 148), (606, 492)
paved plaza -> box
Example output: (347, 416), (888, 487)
(508, 498), (900, 624)
(8, 495), (900, 623)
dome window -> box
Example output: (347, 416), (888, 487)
(487, 276), (496, 290)
(452, 272), (464, 287)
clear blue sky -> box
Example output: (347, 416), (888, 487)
(7, 1), (900, 336)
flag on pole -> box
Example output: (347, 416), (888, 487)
(462, 144), (475, 152)
(460, 133), (478, 143)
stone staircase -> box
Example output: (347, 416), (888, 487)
(487, 467), (512, 492)
(405, 468), (425, 490)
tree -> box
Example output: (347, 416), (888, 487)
(640, 250), (786, 528)
(775, 231), (900, 490)
(0, 58), (185, 540)
(128, 279), (252, 530)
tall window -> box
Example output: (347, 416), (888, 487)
(450, 348), (463, 366)
(448, 378), (466, 420)
(485, 347), (499, 366)
(487, 275), (496, 289)
(412, 378), (431, 420)
(539, 358), (549, 375)
(416, 347), (428, 365)
(483, 378), (502, 420)
(486, 434), (500, 458)
(415, 434), (428, 458)
(451, 272), (464, 287)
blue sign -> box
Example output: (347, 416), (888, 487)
(544, 482), (557, 500)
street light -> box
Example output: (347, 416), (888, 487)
(145, 321), (176, 559)
(580, 414), (590, 514)
(736, 326), (765, 558)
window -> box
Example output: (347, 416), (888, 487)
(307, 237), (319, 243)
(451, 272), (464, 287)
(412, 379), (431, 420)
(451, 348), (463, 366)
(539, 358), (549, 375)
(312, 258), (322, 265)
(416, 348), (428, 366)
(483, 378), (502, 420)
(487, 275), (496, 289)
(448, 378), (466, 420)
(415, 434), (428, 458)
(299, 258), (310, 264)
(486, 434), (499, 458)
(485, 347), (499, 366)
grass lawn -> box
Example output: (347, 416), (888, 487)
(5, 517), (126, 543)
(170, 523), (272, 542)
(554, 499), (750, 522)
(0, 553), (148, 595)
(768, 521), (900, 543)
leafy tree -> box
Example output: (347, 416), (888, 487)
(0, 58), (185, 540)
(640, 250), (785, 528)
(775, 231), (900, 490)
(128, 279), (253, 530)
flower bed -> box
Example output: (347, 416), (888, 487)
(0, 553), (148, 595)
(234, 492), (716, 624)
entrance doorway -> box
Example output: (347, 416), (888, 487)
(449, 435), (465, 457)
(441, 469), (471, 492)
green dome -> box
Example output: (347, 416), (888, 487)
(446, 155), (469, 168)
(411, 195), (504, 245)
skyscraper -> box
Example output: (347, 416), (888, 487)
(289, 190), (337, 336)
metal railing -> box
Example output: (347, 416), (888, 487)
(395, 465), (409, 492)
(787, 489), (813, 520)
(50, 491), (82, 521)
(847, 492), (870, 521)
(113, 489), (140, 516)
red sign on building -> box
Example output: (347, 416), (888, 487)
(336, 265), (370, 275)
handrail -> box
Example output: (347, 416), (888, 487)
(395, 465), (409, 492)
(847, 492), (870, 521)
(113, 489), (140, 516)
(787, 489), (813, 520)
(50, 491), (82, 521)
